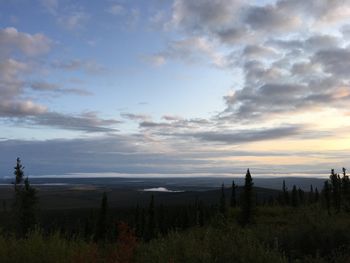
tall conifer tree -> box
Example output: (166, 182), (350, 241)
(13, 158), (37, 237)
(240, 169), (254, 225)
(230, 180), (237, 208)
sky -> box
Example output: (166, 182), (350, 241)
(1, 0), (350, 177)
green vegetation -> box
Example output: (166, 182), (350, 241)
(0, 158), (349, 262)
(13, 158), (38, 237)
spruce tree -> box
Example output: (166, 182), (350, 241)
(330, 169), (341, 212)
(13, 158), (37, 237)
(239, 169), (254, 225)
(323, 180), (331, 215)
(309, 185), (314, 204)
(230, 180), (237, 207)
(341, 167), (350, 209)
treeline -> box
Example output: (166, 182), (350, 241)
(6, 159), (350, 240)
(1, 158), (350, 262)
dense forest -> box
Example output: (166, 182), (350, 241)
(0, 158), (349, 262)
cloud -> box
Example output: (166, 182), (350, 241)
(121, 113), (151, 122)
(171, 0), (242, 33)
(30, 81), (92, 96)
(39, 0), (58, 14)
(51, 59), (106, 74)
(0, 133), (344, 176)
(0, 58), (28, 98)
(312, 47), (350, 78)
(106, 4), (125, 15)
(242, 45), (278, 59)
(0, 100), (47, 117)
(0, 58), (48, 117)
(154, 37), (228, 68)
(57, 11), (89, 31)
(243, 5), (301, 32)
(27, 112), (120, 133)
(0, 135), (209, 175)
(162, 115), (183, 121)
(139, 121), (172, 129)
(0, 27), (52, 56)
(143, 55), (166, 67)
(183, 125), (302, 144)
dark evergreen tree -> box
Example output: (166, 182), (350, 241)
(94, 192), (108, 241)
(330, 169), (341, 212)
(21, 178), (37, 235)
(291, 185), (298, 207)
(219, 183), (227, 217)
(309, 185), (314, 204)
(341, 167), (350, 210)
(230, 180), (237, 208)
(14, 157), (24, 187)
(323, 180), (331, 215)
(239, 169), (254, 226)
(13, 158), (37, 237)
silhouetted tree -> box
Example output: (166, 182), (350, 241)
(219, 183), (227, 217)
(323, 180), (331, 215)
(309, 185), (314, 204)
(330, 169), (341, 212)
(14, 157), (24, 187)
(239, 169), (254, 225)
(341, 167), (350, 210)
(13, 158), (37, 237)
(95, 192), (108, 241)
(230, 180), (237, 208)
